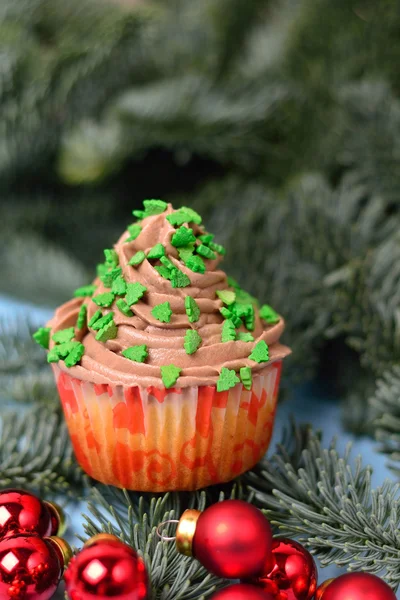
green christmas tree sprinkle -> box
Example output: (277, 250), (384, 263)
(74, 284), (97, 298)
(161, 364), (181, 388)
(47, 348), (60, 363)
(209, 241), (226, 255)
(160, 256), (176, 271)
(54, 341), (78, 359)
(64, 342), (85, 368)
(126, 282), (147, 306)
(171, 270), (191, 288)
(116, 299), (134, 317)
(147, 244), (165, 260)
(33, 327), (51, 349)
(249, 340), (269, 363)
(104, 248), (119, 267)
(111, 275), (127, 296)
(178, 244), (195, 262)
(220, 307), (242, 327)
(180, 206), (202, 225)
(236, 332), (254, 342)
(151, 301), (173, 323)
(185, 296), (200, 323)
(221, 319), (236, 342)
(171, 226), (196, 248)
(154, 265), (173, 280)
(216, 290), (236, 305)
(133, 210), (146, 219)
(100, 267), (122, 288)
(196, 244), (217, 260)
(143, 199), (168, 215)
(95, 319), (118, 342)
(76, 304), (87, 330)
(128, 251), (146, 267)
(126, 223), (142, 242)
(52, 327), (75, 344)
(245, 309), (255, 332)
(184, 329), (202, 355)
(184, 254), (206, 274)
(198, 233), (214, 245)
(259, 304), (280, 324)
(122, 345), (148, 363)
(91, 312), (114, 331)
(88, 309), (102, 327)
(93, 292), (115, 308)
(240, 366), (253, 390)
(217, 367), (240, 392)
(166, 207), (202, 227)
(97, 263), (108, 278)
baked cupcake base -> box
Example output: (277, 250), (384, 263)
(53, 361), (282, 491)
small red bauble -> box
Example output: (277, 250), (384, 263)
(211, 583), (275, 600)
(64, 535), (148, 600)
(0, 534), (66, 600)
(0, 490), (63, 538)
(244, 538), (317, 599)
(192, 500), (273, 579)
(315, 579), (334, 600)
(318, 573), (396, 600)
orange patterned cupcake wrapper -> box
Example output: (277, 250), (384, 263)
(52, 361), (282, 492)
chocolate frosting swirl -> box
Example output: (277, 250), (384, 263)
(48, 205), (290, 388)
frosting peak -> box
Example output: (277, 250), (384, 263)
(45, 202), (290, 388)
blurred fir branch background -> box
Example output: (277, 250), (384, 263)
(1, 0), (400, 467)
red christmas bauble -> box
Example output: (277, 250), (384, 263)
(0, 490), (54, 539)
(211, 583), (275, 600)
(64, 536), (148, 600)
(0, 534), (63, 600)
(193, 500), (273, 579)
(315, 579), (334, 600)
(244, 538), (317, 599)
(319, 573), (396, 600)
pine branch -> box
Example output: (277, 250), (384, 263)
(0, 407), (87, 497)
(244, 422), (400, 591)
(370, 366), (400, 477)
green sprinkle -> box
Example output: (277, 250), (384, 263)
(122, 345), (148, 363)
(227, 276), (239, 288)
(216, 290), (236, 305)
(33, 327), (51, 349)
(178, 244), (195, 263)
(259, 304), (280, 324)
(236, 287), (259, 307)
(47, 348), (60, 363)
(171, 270), (191, 288)
(184, 254), (206, 274)
(199, 234), (214, 245)
(147, 244), (165, 260)
(74, 284), (96, 298)
(88, 309), (102, 327)
(209, 241), (226, 255)
(184, 329), (202, 355)
(236, 332), (254, 342)
(132, 210), (146, 219)
(129, 251), (146, 267)
(126, 223), (142, 242)
(116, 299), (134, 317)
(196, 244), (217, 260)
(161, 364), (181, 388)
(97, 263), (108, 278)
(76, 304), (87, 330)
(151, 302), (172, 323)
(160, 256), (176, 271)
(52, 327), (75, 344)
(232, 302), (252, 319)
(185, 296), (200, 323)
(64, 342), (85, 368)
(217, 367), (240, 392)
(143, 199), (168, 215)
(245, 308), (255, 332)
(100, 267), (122, 288)
(93, 292), (115, 308)
(111, 275), (127, 296)
(155, 265), (173, 280)
(171, 226), (196, 248)
(56, 341), (80, 359)
(95, 320), (118, 342)
(91, 312), (114, 331)
(240, 366), (252, 390)
(221, 319), (236, 342)
(180, 206), (202, 225)
(126, 282), (147, 306)
(104, 249), (119, 267)
(220, 307), (242, 328)
(167, 207), (202, 227)
(249, 340), (270, 363)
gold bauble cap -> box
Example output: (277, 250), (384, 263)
(176, 509), (201, 557)
(47, 536), (73, 570)
(44, 501), (67, 537)
(84, 533), (122, 548)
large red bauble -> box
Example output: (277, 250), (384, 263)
(0, 534), (63, 600)
(211, 583), (275, 600)
(64, 537), (148, 600)
(192, 500), (273, 579)
(319, 573), (396, 600)
(245, 538), (317, 599)
(0, 490), (53, 539)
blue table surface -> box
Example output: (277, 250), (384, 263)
(1, 293), (397, 597)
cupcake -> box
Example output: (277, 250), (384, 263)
(34, 201), (291, 491)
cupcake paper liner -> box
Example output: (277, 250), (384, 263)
(53, 361), (282, 492)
